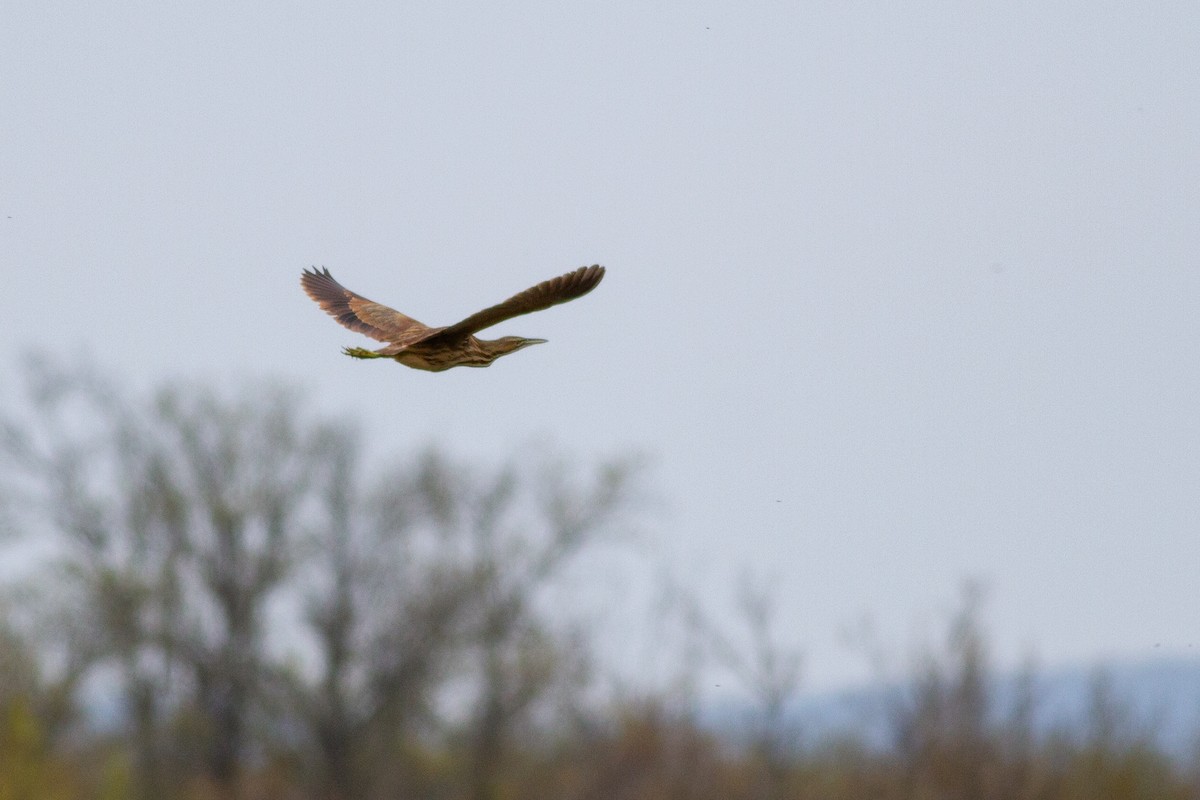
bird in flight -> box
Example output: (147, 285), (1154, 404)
(301, 264), (605, 371)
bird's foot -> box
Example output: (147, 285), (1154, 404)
(342, 347), (380, 359)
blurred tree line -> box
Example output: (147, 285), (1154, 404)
(0, 358), (1197, 800)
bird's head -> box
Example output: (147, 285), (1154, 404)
(488, 336), (548, 356)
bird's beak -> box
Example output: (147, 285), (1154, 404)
(527, 338), (548, 346)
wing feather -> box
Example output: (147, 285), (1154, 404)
(423, 265), (605, 344)
(301, 267), (432, 344)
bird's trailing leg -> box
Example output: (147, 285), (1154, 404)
(342, 346), (385, 359)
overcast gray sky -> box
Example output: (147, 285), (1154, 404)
(3, 1), (1198, 691)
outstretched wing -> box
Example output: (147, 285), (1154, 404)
(301, 267), (435, 345)
(423, 265), (606, 344)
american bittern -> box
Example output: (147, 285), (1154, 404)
(301, 264), (605, 371)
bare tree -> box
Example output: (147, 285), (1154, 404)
(384, 449), (639, 800)
(675, 573), (804, 800)
(0, 358), (343, 798)
(1, 359), (186, 798)
(288, 433), (480, 800)
(882, 581), (1062, 800)
(1, 357), (648, 799)
(147, 381), (340, 797)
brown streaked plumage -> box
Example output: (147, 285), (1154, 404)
(301, 264), (605, 371)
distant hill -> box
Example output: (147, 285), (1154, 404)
(699, 657), (1200, 761)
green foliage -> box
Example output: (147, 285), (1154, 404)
(0, 698), (73, 800)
